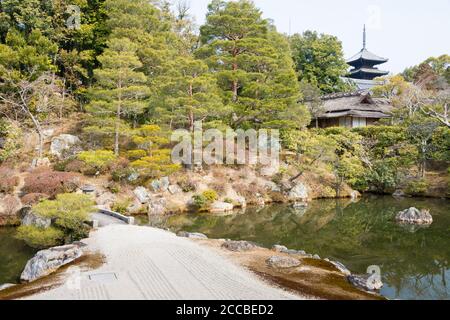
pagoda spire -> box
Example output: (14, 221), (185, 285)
(346, 25), (389, 82)
(363, 25), (366, 49)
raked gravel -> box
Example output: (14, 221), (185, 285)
(26, 225), (305, 300)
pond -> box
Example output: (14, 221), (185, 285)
(141, 196), (450, 300)
(0, 227), (36, 285)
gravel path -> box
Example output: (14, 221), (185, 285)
(27, 225), (304, 300)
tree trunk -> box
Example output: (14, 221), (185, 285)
(60, 79), (66, 120)
(188, 82), (194, 132)
(315, 118), (319, 129)
(231, 44), (239, 103)
(20, 97), (44, 158)
(115, 85), (122, 156)
(232, 69), (238, 103)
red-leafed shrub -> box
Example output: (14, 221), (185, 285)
(0, 195), (21, 225)
(65, 159), (85, 173)
(22, 169), (79, 198)
(0, 167), (19, 193)
(21, 193), (48, 205)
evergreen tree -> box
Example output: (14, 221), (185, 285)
(86, 38), (149, 155)
(290, 30), (351, 94)
(157, 56), (228, 131)
(197, 0), (308, 130)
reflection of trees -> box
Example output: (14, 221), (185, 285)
(157, 197), (450, 299)
(0, 228), (36, 283)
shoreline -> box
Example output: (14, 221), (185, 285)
(0, 224), (382, 300)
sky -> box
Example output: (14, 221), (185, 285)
(185, 0), (450, 74)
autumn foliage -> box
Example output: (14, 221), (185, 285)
(22, 168), (78, 198)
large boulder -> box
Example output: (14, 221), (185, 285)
(396, 207), (433, 225)
(260, 161), (280, 177)
(95, 192), (116, 209)
(50, 134), (81, 159)
(133, 186), (151, 204)
(31, 157), (51, 168)
(127, 198), (145, 215)
(168, 185), (182, 195)
(288, 183), (309, 201)
(347, 274), (383, 292)
(221, 240), (258, 252)
(330, 261), (352, 276)
(209, 201), (234, 213)
(266, 256), (301, 269)
(177, 231), (208, 239)
(265, 181), (281, 192)
(148, 197), (167, 216)
(21, 209), (51, 229)
(20, 244), (83, 282)
(150, 177), (170, 193)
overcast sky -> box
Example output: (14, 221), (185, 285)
(185, 0), (450, 74)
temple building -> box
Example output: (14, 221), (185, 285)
(308, 26), (394, 128)
(312, 91), (393, 129)
(345, 26), (389, 90)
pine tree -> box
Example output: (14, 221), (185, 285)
(197, 0), (308, 130)
(86, 38), (149, 156)
(157, 56), (228, 131)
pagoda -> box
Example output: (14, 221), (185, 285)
(346, 26), (389, 81)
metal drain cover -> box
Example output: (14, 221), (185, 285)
(88, 273), (118, 283)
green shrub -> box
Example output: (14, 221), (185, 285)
(202, 190), (218, 202)
(131, 149), (181, 179)
(405, 179), (429, 196)
(30, 193), (96, 245)
(107, 182), (121, 194)
(111, 199), (131, 215)
(177, 177), (196, 192)
(16, 225), (64, 249)
(321, 186), (337, 198)
(77, 150), (117, 174)
(127, 149), (147, 161)
(192, 194), (208, 211)
(365, 161), (398, 193)
(191, 190), (219, 211)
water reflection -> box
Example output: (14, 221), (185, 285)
(145, 196), (450, 300)
(0, 228), (36, 284)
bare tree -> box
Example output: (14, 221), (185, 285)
(176, 0), (190, 21)
(395, 84), (431, 118)
(420, 89), (450, 128)
(0, 73), (64, 158)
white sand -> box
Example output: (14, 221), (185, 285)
(27, 225), (304, 300)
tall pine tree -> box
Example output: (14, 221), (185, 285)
(156, 56), (229, 131)
(196, 0), (309, 130)
(86, 38), (149, 155)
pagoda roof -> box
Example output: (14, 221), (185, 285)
(346, 48), (388, 65)
(349, 67), (389, 76)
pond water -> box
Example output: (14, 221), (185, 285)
(0, 228), (36, 285)
(141, 196), (450, 300)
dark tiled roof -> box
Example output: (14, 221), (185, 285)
(316, 92), (393, 119)
(346, 48), (388, 64)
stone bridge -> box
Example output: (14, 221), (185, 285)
(90, 208), (135, 228)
